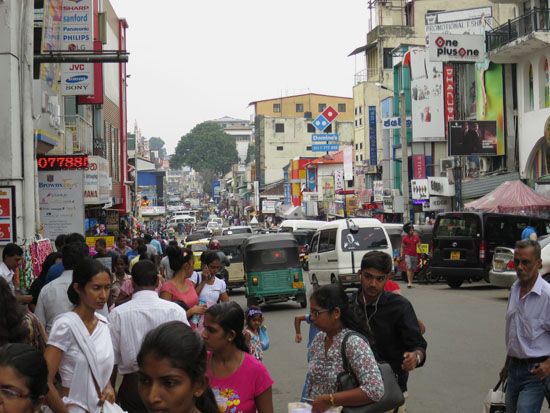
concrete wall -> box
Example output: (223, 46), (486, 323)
(253, 94), (354, 121)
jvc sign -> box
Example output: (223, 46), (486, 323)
(428, 34), (485, 62)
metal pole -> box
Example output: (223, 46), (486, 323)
(400, 91), (410, 223)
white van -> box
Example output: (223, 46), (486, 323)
(279, 219), (326, 232)
(307, 218), (392, 288)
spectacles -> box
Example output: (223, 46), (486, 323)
(361, 272), (387, 282)
(310, 309), (330, 318)
(0, 386), (31, 400)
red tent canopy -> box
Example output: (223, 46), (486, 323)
(464, 180), (550, 214)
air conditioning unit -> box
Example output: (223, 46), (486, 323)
(440, 157), (455, 171)
(479, 157), (492, 173)
(304, 111), (312, 119)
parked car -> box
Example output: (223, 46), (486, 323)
(489, 236), (550, 288)
(430, 212), (550, 288)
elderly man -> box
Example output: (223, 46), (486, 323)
(500, 239), (550, 413)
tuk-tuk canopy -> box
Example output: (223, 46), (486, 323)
(243, 234), (301, 271)
(212, 233), (253, 247)
(243, 233), (298, 252)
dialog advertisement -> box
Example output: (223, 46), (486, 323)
(448, 120), (498, 156)
(410, 47), (445, 142)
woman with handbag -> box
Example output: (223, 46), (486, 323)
(306, 284), (384, 413)
(43, 258), (117, 413)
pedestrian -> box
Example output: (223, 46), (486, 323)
(305, 284), (384, 413)
(400, 223), (421, 288)
(45, 233), (87, 284)
(191, 251), (229, 305)
(29, 251), (62, 312)
(113, 235), (133, 256)
(159, 246), (206, 324)
(92, 238), (117, 272)
(109, 254), (131, 308)
(137, 321), (218, 413)
(0, 278), (47, 351)
(159, 240), (179, 280)
(0, 243), (23, 293)
(43, 257), (116, 412)
(351, 251), (427, 411)
(294, 312), (321, 402)
(244, 306), (266, 361)
(202, 302), (274, 413)
(499, 239), (550, 413)
(109, 260), (189, 413)
(0, 343), (49, 413)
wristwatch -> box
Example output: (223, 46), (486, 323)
(415, 352), (422, 366)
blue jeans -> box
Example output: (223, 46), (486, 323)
(505, 359), (550, 413)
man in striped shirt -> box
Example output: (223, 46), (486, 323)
(108, 260), (189, 413)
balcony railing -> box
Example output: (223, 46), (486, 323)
(65, 115), (93, 154)
(354, 67), (380, 84)
(487, 8), (550, 52)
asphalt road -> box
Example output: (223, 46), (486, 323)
(230, 280), (550, 413)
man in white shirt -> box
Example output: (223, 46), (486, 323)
(109, 259), (189, 413)
(0, 243), (23, 293)
(35, 242), (110, 332)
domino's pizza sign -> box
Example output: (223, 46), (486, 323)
(312, 106), (339, 132)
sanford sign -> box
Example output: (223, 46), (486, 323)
(427, 33), (485, 63)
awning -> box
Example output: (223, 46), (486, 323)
(348, 42), (377, 57)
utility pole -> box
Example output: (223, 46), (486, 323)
(400, 90), (410, 223)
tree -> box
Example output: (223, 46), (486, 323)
(148, 137), (165, 151)
(171, 122), (239, 193)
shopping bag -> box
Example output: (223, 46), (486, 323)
(259, 325), (269, 350)
(482, 379), (506, 413)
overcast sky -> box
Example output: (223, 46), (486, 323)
(109, 0), (370, 153)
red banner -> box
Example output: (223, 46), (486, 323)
(443, 64), (455, 139)
(412, 155), (426, 179)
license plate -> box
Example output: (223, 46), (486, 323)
(494, 260), (505, 271)
(292, 281), (304, 289)
(450, 251), (460, 260)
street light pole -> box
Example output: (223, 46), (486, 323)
(399, 90), (409, 224)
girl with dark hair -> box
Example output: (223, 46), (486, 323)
(160, 247), (205, 322)
(108, 254), (131, 308)
(0, 278), (47, 352)
(43, 257), (116, 413)
(0, 343), (49, 413)
(202, 302), (274, 413)
(191, 251), (229, 306)
(137, 321), (218, 413)
(306, 284), (384, 413)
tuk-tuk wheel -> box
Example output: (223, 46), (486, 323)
(296, 293), (307, 308)
(247, 296), (260, 307)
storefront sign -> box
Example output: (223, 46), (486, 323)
(381, 116), (412, 130)
(321, 177), (335, 202)
(0, 186), (16, 245)
(428, 177), (455, 197)
(443, 64), (455, 138)
(373, 181), (384, 202)
(84, 156), (110, 204)
(368, 106), (377, 165)
(425, 7), (492, 43)
(428, 34), (485, 63)
(343, 145), (353, 181)
(306, 168), (317, 191)
(334, 170), (345, 192)
(141, 206), (166, 216)
(422, 196), (452, 212)
(39, 169), (85, 239)
(383, 196), (394, 213)
(261, 200), (278, 214)
(411, 179), (429, 200)
(413, 155), (426, 179)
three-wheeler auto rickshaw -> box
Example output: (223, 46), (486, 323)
(243, 233), (307, 308)
(211, 233), (252, 290)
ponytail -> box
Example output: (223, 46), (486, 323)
(205, 302), (249, 353)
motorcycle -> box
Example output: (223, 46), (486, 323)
(415, 253), (440, 284)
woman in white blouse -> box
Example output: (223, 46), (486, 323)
(44, 257), (116, 413)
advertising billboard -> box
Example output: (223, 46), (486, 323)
(411, 179), (429, 200)
(448, 120), (498, 156)
(368, 106), (377, 165)
(373, 181), (384, 202)
(410, 47), (445, 142)
(425, 6), (493, 43)
(427, 34), (485, 63)
(0, 187), (16, 245)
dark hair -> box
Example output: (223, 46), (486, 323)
(65, 232), (86, 244)
(30, 252), (63, 305)
(144, 234), (152, 243)
(166, 246), (193, 272)
(2, 243), (23, 260)
(68, 257), (109, 305)
(310, 284), (372, 339)
(115, 254), (129, 267)
(0, 343), (49, 403)
(205, 302), (249, 353)
(95, 238), (107, 248)
(201, 251), (220, 267)
(516, 239), (541, 260)
(137, 242), (148, 261)
(132, 260), (158, 287)
(0, 278), (27, 346)
(116, 235), (127, 242)
(54, 234), (67, 251)
(168, 240), (179, 247)
(360, 251), (393, 275)
(62, 242), (89, 270)
(137, 322), (218, 413)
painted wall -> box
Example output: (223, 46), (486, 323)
(253, 94), (354, 121)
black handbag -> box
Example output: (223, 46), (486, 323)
(337, 332), (405, 413)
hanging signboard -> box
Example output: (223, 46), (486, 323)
(428, 34), (485, 63)
(368, 106), (377, 165)
(428, 177), (456, 197)
(373, 181), (384, 202)
(411, 179), (429, 200)
(0, 186), (16, 245)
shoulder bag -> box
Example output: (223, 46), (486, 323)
(337, 332), (405, 413)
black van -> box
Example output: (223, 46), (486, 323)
(430, 212), (550, 288)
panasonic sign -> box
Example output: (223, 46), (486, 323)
(427, 33), (485, 63)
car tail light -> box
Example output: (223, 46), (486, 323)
(506, 259), (515, 270)
(479, 241), (486, 264)
(252, 276), (259, 286)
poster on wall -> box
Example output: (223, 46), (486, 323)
(411, 179), (429, 200)
(39, 170), (84, 239)
(321, 177), (335, 202)
(373, 181), (384, 202)
(0, 186), (16, 245)
(475, 62), (505, 155)
(448, 120), (498, 156)
(334, 170), (345, 192)
(410, 47), (445, 142)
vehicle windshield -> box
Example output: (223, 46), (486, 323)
(293, 232), (314, 246)
(189, 244), (207, 252)
(341, 227), (388, 251)
(435, 215), (480, 237)
(224, 227), (251, 235)
(246, 247), (300, 271)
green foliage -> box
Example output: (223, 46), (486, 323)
(148, 137), (165, 151)
(171, 122), (239, 177)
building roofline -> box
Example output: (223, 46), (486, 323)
(248, 93), (353, 107)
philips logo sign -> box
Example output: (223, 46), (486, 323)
(66, 75), (88, 83)
(428, 34), (485, 63)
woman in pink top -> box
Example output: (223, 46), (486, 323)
(202, 302), (274, 413)
(159, 246), (206, 322)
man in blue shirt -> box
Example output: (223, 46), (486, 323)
(500, 239), (550, 412)
(46, 232), (86, 283)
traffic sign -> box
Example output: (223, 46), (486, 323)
(312, 114), (330, 131)
(312, 144), (340, 152)
(312, 133), (339, 142)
